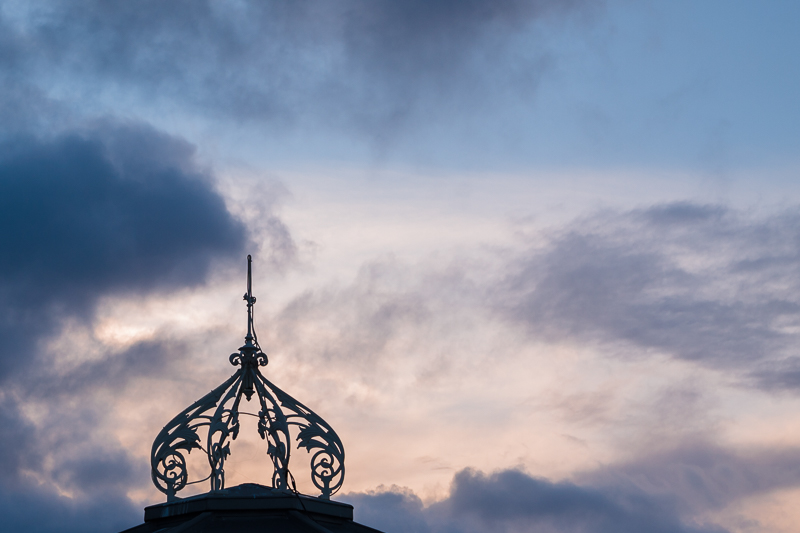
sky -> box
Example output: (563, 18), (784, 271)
(1, 1), (800, 532)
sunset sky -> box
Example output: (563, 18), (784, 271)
(2, 2), (800, 532)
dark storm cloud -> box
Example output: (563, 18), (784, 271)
(0, 124), (243, 294)
(345, 487), (431, 533)
(0, 112), (316, 533)
(0, 121), (253, 530)
(53, 446), (141, 496)
(0, 396), (41, 482)
(0, 484), (139, 533)
(501, 203), (800, 388)
(434, 468), (720, 533)
(347, 441), (800, 532)
(0, 0), (594, 131)
(0, 122), (246, 377)
(0, 394), (143, 532)
(348, 466), (729, 533)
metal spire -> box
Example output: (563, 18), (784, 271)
(243, 254), (256, 347)
(150, 256), (345, 501)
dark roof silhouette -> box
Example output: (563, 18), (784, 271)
(120, 483), (382, 533)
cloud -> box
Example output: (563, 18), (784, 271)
(348, 465), (730, 533)
(345, 486), (430, 533)
(257, 202), (800, 404)
(0, 120), (256, 532)
(37, 339), (180, 398)
(0, 123), (243, 291)
(0, 484), (139, 533)
(433, 468), (721, 533)
(347, 439), (800, 533)
(8, 200), (800, 532)
(0, 0), (596, 133)
(0, 393), (143, 532)
(266, 203), (800, 395)
(0, 122), (247, 378)
(581, 441), (800, 518)
(52, 446), (140, 497)
(0, 396), (41, 484)
(500, 203), (800, 389)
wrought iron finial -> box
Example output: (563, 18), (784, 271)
(150, 256), (345, 501)
(244, 254), (256, 347)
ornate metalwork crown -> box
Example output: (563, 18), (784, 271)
(150, 256), (344, 501)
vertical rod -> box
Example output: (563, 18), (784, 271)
(245, 254), (254, 344)
(247, 254), (252, 299)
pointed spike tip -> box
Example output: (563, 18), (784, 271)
(246, 255), (253, 299)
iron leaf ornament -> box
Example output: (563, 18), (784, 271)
(150, 256), (345, 501)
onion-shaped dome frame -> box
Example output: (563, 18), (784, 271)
(150, 256), (344, 501)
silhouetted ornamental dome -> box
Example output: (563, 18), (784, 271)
(120, 483), (380, 533)
(120, 257), (384, 533)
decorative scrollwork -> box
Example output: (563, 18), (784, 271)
(150, 255), (345, 501)
(156, 451), (188, 494)
(267, 379), (346, 498)
(150, 371), (239, 500)
(311, 450), (343, 495)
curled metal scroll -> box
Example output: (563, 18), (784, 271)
(150, 256), (344, 500)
